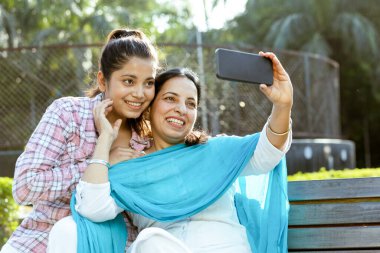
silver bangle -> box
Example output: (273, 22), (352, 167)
(87, 159), (110, 169)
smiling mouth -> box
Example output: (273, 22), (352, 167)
(167, 118), (185, 126)
(125, 101), (143, 108)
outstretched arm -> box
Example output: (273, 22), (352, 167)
(259, 52), (293, 150)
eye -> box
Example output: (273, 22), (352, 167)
(123, 79), (133, 85)
(164, 96), (175, 102)
(145, 80), (155, 87)
(187, 101), (197, 109)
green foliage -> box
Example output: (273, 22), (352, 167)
(0, 0), (190, 47)
(0, 177), (19, 246)
(228, 0), (380, 58)
(288, 167), (380, 181)
(225, 0), (380, 167)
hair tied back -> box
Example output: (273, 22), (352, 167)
(107, 29), (144, 42)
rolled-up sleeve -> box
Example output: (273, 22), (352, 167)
(75, 180), (123, 222)
(241, 121), (292, 176)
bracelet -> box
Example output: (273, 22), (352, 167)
(267, 117), (292, 136)
(87, 159), (110, 169)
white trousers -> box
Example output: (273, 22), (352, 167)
(0, 243), (19, 253)
(47, 216), (77, 253)
(48, 216), (192, 253)
(127, 227), (192, 253)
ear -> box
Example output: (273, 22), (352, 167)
(97, 71), (106, 92)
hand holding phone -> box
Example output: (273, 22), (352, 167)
(215, 48), (273, 85)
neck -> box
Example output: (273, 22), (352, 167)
(106, 113), (127, 127)
(105, 115), (132, 147)
(147, 137), (184, 154)
(111, 126), (132, 150)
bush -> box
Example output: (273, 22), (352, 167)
(0, 177), (19, 246)
(288, 167), (380, 181)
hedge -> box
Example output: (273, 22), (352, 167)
(0, 177), (19, 246)
(288, 167), (380, 181)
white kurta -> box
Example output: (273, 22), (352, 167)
(48, 125), (291, 253)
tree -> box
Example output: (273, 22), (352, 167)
(0, 0), (189, 47)
(227, 0), (380, 167)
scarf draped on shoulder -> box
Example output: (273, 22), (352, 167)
(71, 133), (289, 253)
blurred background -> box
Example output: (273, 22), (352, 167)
(1, 0), (380, 176)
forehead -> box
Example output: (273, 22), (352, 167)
(160, 76), (198, 99)
(114, 57), (156, 76)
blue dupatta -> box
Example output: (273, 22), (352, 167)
(71, 133), (289, 252)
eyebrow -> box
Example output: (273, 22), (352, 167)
(163, 91), (196, 101)
(120, 74), (154, 80)
(121, 74), (137, 78)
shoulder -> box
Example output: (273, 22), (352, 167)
(47, 95), (100, 122)
(209, 132), (260, 143)
(50, 96), (97, 113)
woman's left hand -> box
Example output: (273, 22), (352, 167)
(258, 52), (293, 109)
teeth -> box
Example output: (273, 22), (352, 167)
(126, 101), (142, 107)
(167, 118), (184, 125)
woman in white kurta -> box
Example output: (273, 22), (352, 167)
(48, 52), (293, 253)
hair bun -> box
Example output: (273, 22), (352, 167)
(106, 29), (145, 42)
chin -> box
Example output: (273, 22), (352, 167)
(166, 132), (188, 142)
(124, 111), (144, 119)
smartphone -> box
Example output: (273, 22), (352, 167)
(215, 48), (273, 85)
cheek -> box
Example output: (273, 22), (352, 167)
(188, 111), (197, 125)
(105, 83), (120, 98)
(145, 89), (155, 101)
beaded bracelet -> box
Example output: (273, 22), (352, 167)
(267, 117), (292, 136)
(87, 159), (110, 169)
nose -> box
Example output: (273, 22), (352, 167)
(175, 102), (187, 115)
(132, 84), (144, 98)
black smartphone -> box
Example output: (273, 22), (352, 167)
(215, 48), (273, 85)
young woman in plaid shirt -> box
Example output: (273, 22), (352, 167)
(0, 28), (159, 253)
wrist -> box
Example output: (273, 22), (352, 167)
(267, 117), (292, 136)
(272, 103), (292, 113)
(97, 133), (114, 148)
(87, 159), (110, 169)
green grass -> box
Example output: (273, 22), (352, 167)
(288, 167), (380, 181)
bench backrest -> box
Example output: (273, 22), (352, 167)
(288, 177), (380, 252)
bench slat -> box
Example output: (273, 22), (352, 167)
(289, 202), (380, 225)
(288, 177), (380, 201)
(290, 250), (380, 253)
(288, 226), (380, 250)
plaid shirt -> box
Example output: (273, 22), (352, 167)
(7, 94), (144, 252)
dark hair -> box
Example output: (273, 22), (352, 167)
(154, 68), (208, 146)
(86, 28), (158, 97)
(86, 28), (158, 136)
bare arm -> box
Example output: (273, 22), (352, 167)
(81, 99), (143, 183)
(258, 52), (293, 150)
(82, 99), (120, 183)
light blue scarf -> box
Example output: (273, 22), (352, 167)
(71, 133), (288, 252)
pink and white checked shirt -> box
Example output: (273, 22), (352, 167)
(5, 94), (146, 253)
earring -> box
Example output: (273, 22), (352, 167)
(100, 92), (105, 101)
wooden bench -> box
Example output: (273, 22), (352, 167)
(288, 177), (380, 252)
